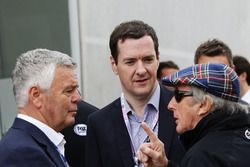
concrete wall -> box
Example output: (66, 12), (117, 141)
(78, 0), (250, 108)
(0, 79), (17, 139)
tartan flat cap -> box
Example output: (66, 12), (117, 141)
(162, 63), (240, 102)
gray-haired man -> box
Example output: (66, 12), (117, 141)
(0, 49), (81, 166)
(138, 63), (250, 167)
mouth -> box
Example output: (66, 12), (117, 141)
(69, 110), (77, 114)
(174, 117), (179, 124)
(134, 78), (148, 84)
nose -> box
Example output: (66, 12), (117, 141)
(167, 97), (176, 112)
(72, 89), (82, 103)
(136, 61), (146, 76)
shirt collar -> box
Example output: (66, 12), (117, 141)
(242, 89), (250, 104)
(148, 83), (160, 110)
(17, 114), (65, 154)
(121, 83), (160, 114)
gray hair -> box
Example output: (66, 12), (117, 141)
(12, 48), (77, 107)
(191, 86), (249, 114)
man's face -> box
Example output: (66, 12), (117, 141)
(111, 35), (159, 100)
(198, 54), (231, 66)
(43, 66), (81, 131)
(167, 86), (202, 134)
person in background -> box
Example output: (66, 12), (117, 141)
(194, 39), (250, 105)
(194, 38), (233, 67)
(233, 55), (250, 104)
(86, 20), (185, 167)
(0, 48), (81, 166)
(138, 63), (250, 167)
(157, 61), (179, 80)
(62, 100), (98, 167)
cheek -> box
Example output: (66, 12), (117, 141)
(118, 67), (129, 77)
(62, 98), (72, 109)
(177, 113), (189, 132)
(148, 65), (158, 75)
(53, 97), (70, 111)
(119, 71), (133, 86)
(177, 107), (194, 133)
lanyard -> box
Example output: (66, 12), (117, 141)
(121, 93), (159, 167)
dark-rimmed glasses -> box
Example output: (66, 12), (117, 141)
(174, 89), (193, 103)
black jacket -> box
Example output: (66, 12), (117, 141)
(86, 86), (185, 167)
(0, 118), (66, 167)
(178, 110), (250, 167)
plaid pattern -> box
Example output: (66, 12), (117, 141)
(162, 63), (240, 102)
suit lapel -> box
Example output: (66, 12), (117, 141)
(13, 118), (66, 167)
(158, 86), (176, 154)
(110, 86), (175, 166)
(111, 99), (135, 167)
(41, 141), (66, 167)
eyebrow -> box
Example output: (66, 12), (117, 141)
(123, 54), (155, 60)
(65, 84), (79, 90)
(143, 55), (155, 59)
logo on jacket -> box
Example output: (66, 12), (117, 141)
(245, 129), (250, 140)
(73, 124), (87, 136)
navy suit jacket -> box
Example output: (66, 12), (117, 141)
(62, 100), (99, 167)
(0, 118), (65, 167)
(86, 85), (185, 167)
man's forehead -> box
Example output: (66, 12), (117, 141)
(198, 55), (230, 66)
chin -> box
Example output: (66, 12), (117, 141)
(176, 127), (185, 134)
(134, 89), (152, 97)
(68, 111), (77, 118)
(66, 116), (76, 126)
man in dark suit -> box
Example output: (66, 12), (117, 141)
(0, 48), (81, 166)
(86, 20), (185, 167)
(62, 100), (98, 167)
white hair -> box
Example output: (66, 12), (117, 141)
(12, 48), (77, 107)
(191, 86), (249, 114)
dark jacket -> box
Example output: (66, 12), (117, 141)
(62, 100), (98, 167)
(0, 118), (65, 167)
(86, 85), (185, 167)
(179, 110), (250, 167)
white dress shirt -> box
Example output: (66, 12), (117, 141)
(242, 89), (250, 104)
(17, 114), (66, 156)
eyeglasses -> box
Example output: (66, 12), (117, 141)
(174, 89), (193, 103)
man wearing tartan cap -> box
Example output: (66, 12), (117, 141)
(137, 63), (250, 167)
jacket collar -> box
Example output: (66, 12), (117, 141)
(158, 85), (176, 153)
(12, 118), (66, 167)
(112, 99), (135, 167)
(180, 110), (250, 150)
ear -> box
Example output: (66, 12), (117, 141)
(28, 86), (43, 108)
(110, 56), (118, 75)
(231, 64), (235, 70)
(156, 51), (160, 60)
(197, 95), (213, 116)
(239, 72), (247, 81)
